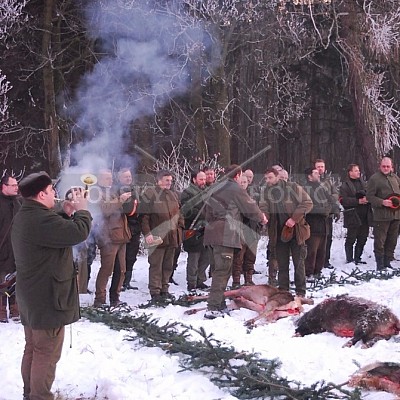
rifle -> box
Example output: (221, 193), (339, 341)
(180, 145), (273, 238)
(0, 272), (16, 297)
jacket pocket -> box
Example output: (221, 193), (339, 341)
(53, 271), (77, 311)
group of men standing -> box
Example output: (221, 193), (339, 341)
(2, 155), (400, 399)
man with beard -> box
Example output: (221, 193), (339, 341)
(203, 165), (267, 319)
(339, 164), (372, 264)
(0, 174), (21, 322)
(259, 168), (313, 297)
(367, 157), (400, 270)
(181, 170), (209, 291)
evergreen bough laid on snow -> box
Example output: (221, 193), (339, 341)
(81, 308), (362, 400)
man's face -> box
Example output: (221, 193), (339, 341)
(158, 175), (173, 190)
(1, 177), (18, 196)
(380, 158), (393, 175)
(118, 170), (132, 185)
(42, 184), (56, 209)
(265, 172), (279, 186)
(308, 169), (320, 182)
(98, 171), (113, 188)
(193, 172), (206, 189)
(349, 166), (360, 179)
(244, 170), (254, 184)
(205, 169), (216, 185)
(239, 175), (249, 190)
(315, 162), (325, 175)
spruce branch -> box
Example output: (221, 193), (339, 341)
(81, 308), (362, 400)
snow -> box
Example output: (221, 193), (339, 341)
(2, 224), (400, 400)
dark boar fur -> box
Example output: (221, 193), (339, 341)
(349, 362), (400, 396)
(295, 295), (400, 347)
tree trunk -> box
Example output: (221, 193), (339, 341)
(42, 0), (62, 177)
(339, 2), (378, 178)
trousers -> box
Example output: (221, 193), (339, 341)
(22, 326), (65, 400)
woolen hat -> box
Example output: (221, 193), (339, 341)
(19, 171), (53, 198)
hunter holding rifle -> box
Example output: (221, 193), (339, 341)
(11, 171), (91, 400)
(0, 173), (21, 322)
(203, 164), (268, 319)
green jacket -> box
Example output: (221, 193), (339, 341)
(366, 171), (400, 221)
(11, 199), (91, 329)
(203, 178), (265, 249)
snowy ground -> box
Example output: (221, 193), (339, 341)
(2, 223), (400, 400)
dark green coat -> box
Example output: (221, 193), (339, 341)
(203, 178), (265, 249)
(11, 199), (91, 329)
(366, 171), (400, 221)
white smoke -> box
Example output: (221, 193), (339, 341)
(59, 0), (203, 196)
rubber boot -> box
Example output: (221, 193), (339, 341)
(375, 254), (385, 271)
(345, 243), (354, 263)
(0, 295), (8, 323)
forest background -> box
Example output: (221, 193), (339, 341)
(1, 0), (400, 181)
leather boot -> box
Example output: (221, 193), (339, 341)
(384, 256), (392, 269)
(121, 271), (138, 290)
(375, 254), (385, 271)
(268, 259), (278, 287)
(231, 272), (241, 288)
(0, 295), (8, 323)
(354, 245), (366, 264)
(244, 271), (255, 286)
(345, 243), (354, 263)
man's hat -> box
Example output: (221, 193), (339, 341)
(19, 171), (53, 198)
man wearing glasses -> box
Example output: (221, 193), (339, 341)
(0, 174), (21, 322)
(367, 157), (400, 270)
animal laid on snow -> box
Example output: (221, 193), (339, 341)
(184, 284), (314, 326)
(295, 295), (400, 347)
(348, 362), (400, 396)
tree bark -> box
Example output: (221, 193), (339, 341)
(42, 0), (62, 177)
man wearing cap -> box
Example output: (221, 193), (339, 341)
(366, 156), (400, 270)
(11, 171), (91, 400)
(259, 168), (312, 297)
